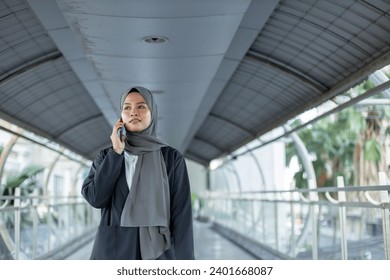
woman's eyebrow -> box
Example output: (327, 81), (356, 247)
(124, 102), (147, 105)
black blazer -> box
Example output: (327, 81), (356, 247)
(82, 146), (195, 259)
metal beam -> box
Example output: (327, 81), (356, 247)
(247, 50), (328, 93)
(54, 114), (103, 139)
(0, 51), (62, 86)
(209, 113), (255, 138)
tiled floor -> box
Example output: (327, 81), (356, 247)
(193, 220), (256, 260)
(66, 220), (256, 260)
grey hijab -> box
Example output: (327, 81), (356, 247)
(119, 86), (171, 259)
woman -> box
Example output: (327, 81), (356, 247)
(82, 86), (194, 260)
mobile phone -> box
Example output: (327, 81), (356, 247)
(118, 118), (126, 141)
(118, 126), (125, 141)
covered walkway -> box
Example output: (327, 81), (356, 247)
(1, 0), (390, 262)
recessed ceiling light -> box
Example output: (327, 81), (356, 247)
(142, 36), (169, 44)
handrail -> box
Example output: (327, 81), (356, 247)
(0, 188), (99, 260)
(200, 172), (390, 260)
(204, 184), (390, 195)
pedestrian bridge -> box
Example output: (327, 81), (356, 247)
(1, 0), (390, 262)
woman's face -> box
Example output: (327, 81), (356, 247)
(121, 92), (151, 132)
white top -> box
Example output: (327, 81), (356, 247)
(124, 151), (138, 191)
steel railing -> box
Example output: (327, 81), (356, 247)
(199, 172), (390, 260)
(0, 187), (99, 260)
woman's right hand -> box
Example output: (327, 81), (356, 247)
(110, 119), (125, 154)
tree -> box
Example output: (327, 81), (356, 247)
(1, 165), (45, 206)
(286, 106), (365, 190)
(286, 81), (390, 190)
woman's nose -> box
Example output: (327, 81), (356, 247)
(130, 108), (139, 116)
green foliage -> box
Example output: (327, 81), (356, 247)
(287, 103), (390, 189)
(286, 71), (390, 189)
(3, 165), (45, 196)
(286, 107), (363, 187)
(363, 79), (375, 91)
(364, 139), (381, 162)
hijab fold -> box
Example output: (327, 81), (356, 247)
(119, 86), (171, 260)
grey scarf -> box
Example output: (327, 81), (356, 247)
(119, 86), (171, 259)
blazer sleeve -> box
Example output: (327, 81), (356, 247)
(81, 148), (124, 208)
(169, 150), (195, 259)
